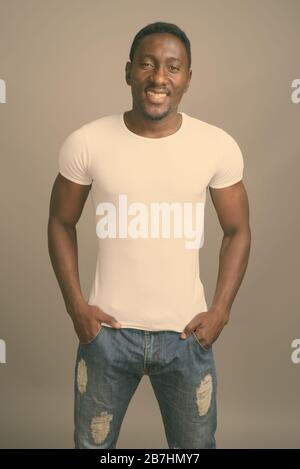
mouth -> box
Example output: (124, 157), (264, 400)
(144, 90), (169, 104)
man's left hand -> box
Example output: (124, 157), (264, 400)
(180, 308), (230, 349)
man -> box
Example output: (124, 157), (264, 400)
(48, 21), (251, 449)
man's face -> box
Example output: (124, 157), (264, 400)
(125, 33), (192, 121)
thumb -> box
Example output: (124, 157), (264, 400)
(104, 313), (122, 328)
(95, 307), (122, 328)
(180, 323), (194, 339)
(180, 314), (203, 339)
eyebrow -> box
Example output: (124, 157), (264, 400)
(140, 54), (182, 63)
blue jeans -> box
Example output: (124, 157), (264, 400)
(74, 325), (217, 449)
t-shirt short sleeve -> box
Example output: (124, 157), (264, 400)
(58, 126), (93, 185)
(209, 129), (244, 189)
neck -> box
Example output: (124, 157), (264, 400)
(124, 109), (182, 138)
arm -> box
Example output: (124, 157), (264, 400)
(47, 173), (91, 314)
(181, 180), (251, 346)
(208, 180), (251, 320)
(47, 173), (121, 343)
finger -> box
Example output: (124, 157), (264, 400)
(181, 311), (208, 339)
(95, 308), (122, 328)
(180, 319), (200, 339)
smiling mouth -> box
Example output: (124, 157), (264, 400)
(145, 90), (169, 104)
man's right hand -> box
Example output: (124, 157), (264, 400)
(70, 303), (122, 344)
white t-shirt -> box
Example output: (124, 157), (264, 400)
(58, 111), (244, 332)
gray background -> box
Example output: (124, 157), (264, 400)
(0, 0), (299, 448)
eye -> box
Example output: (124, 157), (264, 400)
(141, 63), (152, 68)
(170, 66), (180, 72)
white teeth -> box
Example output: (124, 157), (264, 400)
(147, 91), (167, 96)
(145, 90), (168, 104)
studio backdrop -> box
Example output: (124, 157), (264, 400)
(0, 0), (299, 448)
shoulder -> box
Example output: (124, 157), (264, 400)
(184, 113), (238, 147)
(81, 113), (121, 137)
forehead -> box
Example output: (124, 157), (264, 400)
(135, 33), (187, 62)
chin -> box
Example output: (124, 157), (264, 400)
(142, 106), (171, 121)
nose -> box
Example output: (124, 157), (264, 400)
(149, 65), (168, 86)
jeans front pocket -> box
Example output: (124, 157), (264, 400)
(191, 330), (211, 352)
(79, 323), (105, 346)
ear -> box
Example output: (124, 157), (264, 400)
(184, 69), (192, 92)
(125, 61), (132, 85)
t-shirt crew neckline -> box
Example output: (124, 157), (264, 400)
(120, 111), (186, 141)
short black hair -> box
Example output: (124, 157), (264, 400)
(129, 21), (191, 69)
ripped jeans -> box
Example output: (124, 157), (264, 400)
(74, 325), (217, 449)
